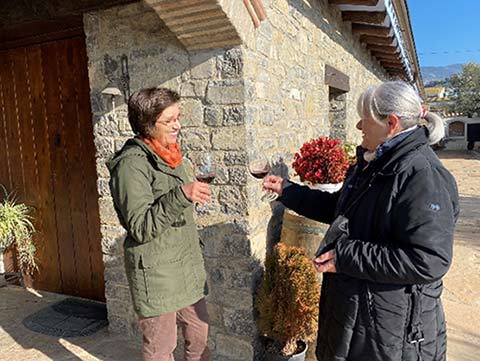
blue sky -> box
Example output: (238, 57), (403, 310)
(409, 0), (480, 67)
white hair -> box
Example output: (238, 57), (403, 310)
(357, 81), (445, 144)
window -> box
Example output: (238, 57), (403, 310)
(448, 121), (465, 137)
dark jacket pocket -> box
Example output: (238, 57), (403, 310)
(365, 283), (410, 348)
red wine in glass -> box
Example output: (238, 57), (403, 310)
(196, 173), (216, 184)
(194, 152), (216, 185)
(250, 168), (270, 179)
(248, 156), (278, 202)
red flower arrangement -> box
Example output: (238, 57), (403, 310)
(292, 137), (350, 185)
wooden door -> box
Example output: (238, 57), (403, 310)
(0, 35), (105, 301)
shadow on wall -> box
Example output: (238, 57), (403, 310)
(287, 0), (385, 77)
(198, 221), (265, 360)
(88, 1), (244, 120)
(266, 157), (291, 256)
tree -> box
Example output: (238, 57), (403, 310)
(449, 62), (480, 117)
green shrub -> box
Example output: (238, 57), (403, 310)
(0, 185), (37, 273)
(256, 243), (320, 355)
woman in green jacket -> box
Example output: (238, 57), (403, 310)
(108, 87), (211, 361)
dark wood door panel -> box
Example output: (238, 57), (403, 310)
(0, 35), (105, 301)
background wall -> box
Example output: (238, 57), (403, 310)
(242, 0), (387, 260)
(84, 2), (258, 359)
(85, 0), (388, 359)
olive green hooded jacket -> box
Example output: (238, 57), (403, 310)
(107, 138), (207, 317)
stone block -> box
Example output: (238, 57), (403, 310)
(104, 265), (128, 285)
(99, 197), (119, 225)
(200, 226), (250, 258)
(223, 308), (256, 337)
(97, 178), (110, 197)
(212, 127), (246, 151)
(94, 137), (114, 159)
(204, 107), (223, 127)
(207, 301), (224, 328)
(94, 115), (120, 137)
(216, 333), (254, 359)
(96, 161), (110, 179)
(228, 167), (248, 185)
(105, 282), (131, 302)
(256, 35), (271, 57)
(179, 128), (211, 151)
(180, 99), (203, 127)
(224, 151), (247, 166)
(254, 82), (268, 100)
(217, 48), (243, 79)
(103, 253), (125, 269)
(118, 113), (133, 135)
(90, 88), (105, 114)
(206, 80), (244, 105)
(101, 235), (124, 255)
(259, 107), (274, 126)
(101, 225), (126, 238)
(180, 80), (207, 98)
(191, 58), (217, 79)
(223, 106), (246, 126)
(218, 186), (247, 216)
(223, 289), (253, 310)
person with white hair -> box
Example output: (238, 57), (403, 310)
(263, 80), (459, 361)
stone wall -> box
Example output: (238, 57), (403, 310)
(242, 0), (388, 248)
(84, 2), (259, 359)
(85, 0), (391, 359)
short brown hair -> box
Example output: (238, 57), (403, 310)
(127, 87), (180, 137)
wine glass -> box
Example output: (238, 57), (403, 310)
(248, 153), (278, 202)
(194, 151), (216, 184)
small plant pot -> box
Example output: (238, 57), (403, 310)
(265, 340), (308, 361)
(305, 182), (343, 193)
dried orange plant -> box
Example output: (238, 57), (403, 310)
(256, 243), (320, 356)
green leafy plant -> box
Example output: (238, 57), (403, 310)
(0, 185), (38, 274)
(256, 243), (320, 356)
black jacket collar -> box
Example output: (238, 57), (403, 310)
(359, 127), (430, 177)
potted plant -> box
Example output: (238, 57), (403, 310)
(0, 185), (38, 286)
(292, 136), (350, 193)
(256, 243), (320, 360)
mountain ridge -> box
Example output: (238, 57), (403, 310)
(421, 64), (463, 85)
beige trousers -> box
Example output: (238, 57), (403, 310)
(138, 298), (210, 361)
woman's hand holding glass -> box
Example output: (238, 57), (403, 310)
(181, 182), (211, 204)
(182, 151), (216, 205)
(248, 154), (279, 202)
(262, 175), (284, 198)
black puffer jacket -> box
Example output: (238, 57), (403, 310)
(280, 127), (459, 361)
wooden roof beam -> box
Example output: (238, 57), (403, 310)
(329, 0), (379, 5)
(367, 43), (398, 54)
(352, 24), (390, 37)
(371, 51), (400, 62)
(360, 35), (394, 45)
(381, 61), (404, 69)
(387, 70), (408, 80)
(342, 11), (386, 25)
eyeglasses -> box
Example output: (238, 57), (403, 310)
(156, 117), (180, 127)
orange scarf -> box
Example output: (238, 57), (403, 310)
(140, 137), (183, 168)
